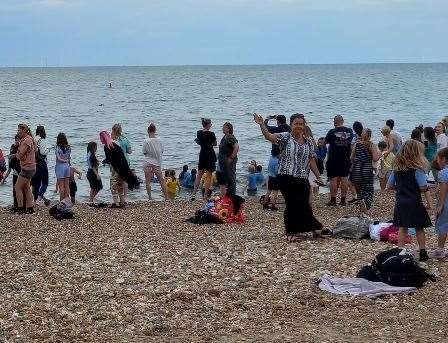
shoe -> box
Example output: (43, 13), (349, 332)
(9, 207), (19, 213)
(15, 208), (25, 215)
(25, 208), (35, 214)
(419, 249), (429, 262)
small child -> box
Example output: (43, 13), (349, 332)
(434, 147), (448, 259)
(86, 142), (103, 204)
(316, 137), (327, 175)
(263, 153), (280, 210)
(69, 166), (82, 204)
(378, 140), (395, 191)
(183, 168), (197, 189)
(179, 165), (189, 185)
(246, 164), (258, 196)
(387, 140), (431, 261)
(165, 169), (179, 200)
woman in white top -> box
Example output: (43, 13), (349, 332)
(435, 122), (448, 150)
(142, 123), (167, 199)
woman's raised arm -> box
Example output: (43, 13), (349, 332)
(253, 113), (279, 144)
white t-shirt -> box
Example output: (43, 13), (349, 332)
(437, 134), (448, 150)
(142, 137), (164, 167)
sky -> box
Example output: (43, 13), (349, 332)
(0, 0), (447, 66)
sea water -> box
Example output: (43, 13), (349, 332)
(1, 63), (447, 206)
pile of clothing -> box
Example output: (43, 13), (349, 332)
(319, 248), (436, 298)
(369, 222), (415, 244)
(186, 194), (245, 224)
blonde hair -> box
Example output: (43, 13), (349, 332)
(392, 140), (429, 172)
(360, 128), (373, 149)
(381, 126), (391, 136)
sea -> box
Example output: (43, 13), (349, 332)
(1, 63), (447, 206)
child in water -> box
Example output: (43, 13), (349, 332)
(165, 169), (179, 200)
(183, 168), (197, 189)
(378, 140), (395, 191)
(179, 165), (189, 185)
(69, 166), (82, 204)
(434, 147), (448, 259)
(387, 140), (431, 261)
(246, 163), (258, 196)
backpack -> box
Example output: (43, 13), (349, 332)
(357, 248), (436, 288)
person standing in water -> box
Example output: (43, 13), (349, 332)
(191, 118), (217, 200)
(142, 123), (167, 200)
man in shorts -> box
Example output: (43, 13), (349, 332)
(325, 115), (354, 206)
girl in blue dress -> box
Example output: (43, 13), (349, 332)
(435, 147), (448, 259)
(55, 133), (71, 202)
(387, 139), (431, 261)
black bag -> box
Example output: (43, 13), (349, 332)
(49, 203), (74, 221)
(357, 248), (436, 288)
(185, 210), (223, 225)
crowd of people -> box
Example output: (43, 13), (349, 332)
(1, 114), (448, 260)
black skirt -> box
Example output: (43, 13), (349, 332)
(278, 174), (323, 234)
(87, 169), (103, 191)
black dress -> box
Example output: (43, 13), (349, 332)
(393, 169), (431, 228)
(103, 143), (140, 190)
(196, 130), (217, 171)
(350, 143), (374, 209)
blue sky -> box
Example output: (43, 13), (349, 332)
(1, 0), (447, 66)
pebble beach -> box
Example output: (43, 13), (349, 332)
(1, 192), (447, 342)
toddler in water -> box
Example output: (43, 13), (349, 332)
(434, 147), (448, 259)
(165, 169), (179, 200)
(179, 165), (189, 185)
(387, 140), (431, 261)
(183, 168), (197, 189)
(246, 164), (258, 196)
(378, 140), (395, 191)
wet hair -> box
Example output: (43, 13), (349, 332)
(191, 168), (197, 176)
(223, 122), (233, 135)
(386, 119), (395, 129)
(182, 165), (188, 172)
(169, 169), (176, 177)
(87, 141), (99, 168)
(35, 125), (46, 139)
(248, 164), (256, 173)
(164, 170), (170, 178)
(353, 121), (363, 136)
(256, 165), (262, 172)
(276, 115), (287, 125)
(56, 132), (69, 152)
(148, 123), (156, 133)
(378, 141), (388, 151)
(392, 140), (428, 172)
(201, 118), (212, 128)
(411, 128), (422, 142)
(423, 127), (437, 145)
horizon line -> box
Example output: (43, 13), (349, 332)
(1, 61), (448, 69)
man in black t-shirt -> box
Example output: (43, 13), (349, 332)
(325, 115), (354, 206)
(264, 115), (291, 156)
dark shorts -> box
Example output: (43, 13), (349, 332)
(87, 169), (103, 191)
(326, 159), (351, 178)
(19, 169), (36, 180)
(69, 180), (77, 198)
(268, 176), (280, 191)
(247, 189), (257, 196)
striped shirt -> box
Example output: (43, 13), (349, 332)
(277, 133), (316, 178)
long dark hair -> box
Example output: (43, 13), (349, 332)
(36, 125), (46, 139)
(223, 122), (233, 135)
(56, 132), (69, 152)
(87, 141), (99, 168)
(424, 127), (437, 145)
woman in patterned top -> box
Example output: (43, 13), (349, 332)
(254, 113), (326, 242)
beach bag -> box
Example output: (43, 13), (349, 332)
(369, 222), (390, 241)
(358, 248), (435, 288)
(331, 216), (372, 239)
(379, 225), (412, 244)
(49, 202), (74, 221)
